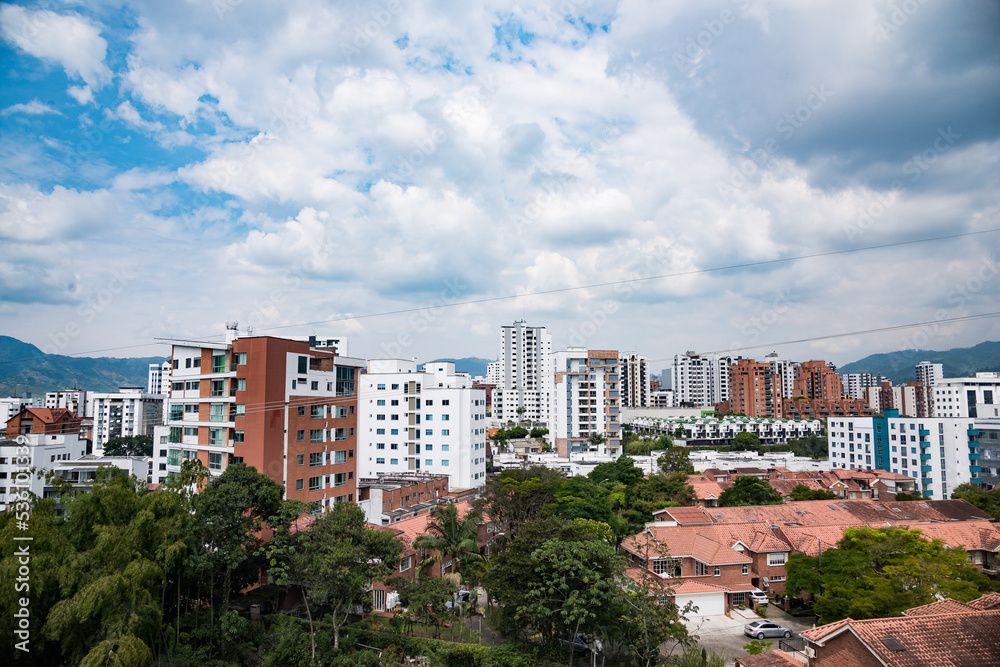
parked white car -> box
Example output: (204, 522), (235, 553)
(749, 589), (769, 606)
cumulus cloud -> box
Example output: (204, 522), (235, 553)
(0, 6), (112, 88)
(2, 99), (61, 116)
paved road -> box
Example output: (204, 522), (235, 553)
(681, 605), (815, 666)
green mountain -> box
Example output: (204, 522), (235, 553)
(838, 341), (1000, 383)
(0, 336), (167, 397)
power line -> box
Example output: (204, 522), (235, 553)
(2, 227), (998, 364)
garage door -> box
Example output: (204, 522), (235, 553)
(675, 592), (725, 616)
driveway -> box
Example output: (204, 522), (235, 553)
(678, 606), (814, 666)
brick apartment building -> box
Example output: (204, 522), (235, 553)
(152, 332), (365, 510)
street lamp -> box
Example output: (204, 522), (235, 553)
(817, 536), (822, 570)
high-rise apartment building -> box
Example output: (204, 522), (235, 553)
(727, 359), (782, 418)
(90, 387), (163, 449)
(148, 360), (171, 395)
(357, 360), (487, 489)
(1, 407), (87, 510)
(672, 352), (737, 406)
(44, 390), (88, 417)
(551, 348), (622, 457)
(794, 360), (843, 400)
(492, 321), (553, 425)
(151, 334), (365, 511)
(916, 361), (944, 388)
(619, 352), (650, 408)
(763, 352), (798, 399)
(933, 374), (1000, 419)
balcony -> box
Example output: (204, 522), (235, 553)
(918, 429), (930, 436)
(970, 466), (982, 473)
(920, 453), (931, 460)
(968, 429), (979, 436)
(969, 453), (981, 460)
(919, 440), (930, 448)
(921, 477), (932, 485)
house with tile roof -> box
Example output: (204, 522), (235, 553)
(800, 593), (1000, 666)
(734, 650), (803, 667)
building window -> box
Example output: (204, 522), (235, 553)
(236, 378), (246, 391)
(442, 414), (450, 421)
(714, 566), (720, 576)
(295, 479), (303, 491)
(376, 457), (385, 464)
(377, 399), (385, 406)
(442, 429), (450, 436)
(297, 430), (305, 441)
(334, 428), (347, 441)
(441, 459), (449, 466)
(768, 553), (787, 566)
(209, 452), (222, 470)
(742, 564), (749, 575)
(310, 429), (324, 442)
(309, 452), (323, 466)
(311, 405), (324, 419)
(695, 562), (708, 576)
(234, 430), (244, 443)
(333, 450), (347, 464)
(400, 556), (412, 572)
(296, 454), (304, 465)
(390, 458), (398, 465)
(309, 476), (321, 491)
(333, 473), (346, 487)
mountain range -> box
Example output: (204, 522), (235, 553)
(2, 335), (998, 398)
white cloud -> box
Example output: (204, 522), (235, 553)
(66, 85), (94, 105)
(1, 99), (61, 116)
(0, 6), (112, 88)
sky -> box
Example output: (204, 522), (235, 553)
(1, 0), (998, 371)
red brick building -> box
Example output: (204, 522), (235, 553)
(4, 407), (82, 438)
(728, 359), (782, 418)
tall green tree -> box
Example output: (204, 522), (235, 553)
(188, 463), (283, 620)
(657, 447), (695, 475)
(412, 503), (483, 581)
(718, 476), (783, 506)
(952, 483), (1000, 519)
(474, 466), (564, 543)
(731, 432), (761, 451)
(101, 435), (154, 457)
(789, 484), (838, 501)
(588, 455), (644, 488)
(293, 503), (402, 650)
(515, 537), (624, 667)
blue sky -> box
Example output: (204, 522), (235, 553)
(1, 0), (998, 368)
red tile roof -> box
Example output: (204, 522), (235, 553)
(671, 580), (731, 594)
(903, 598), (979, 616)
(968, 592), (1000, 611)
(800, 618), (850, 641)
(735, 650), (803, 667)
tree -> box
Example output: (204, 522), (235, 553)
(790, 484), (839, 501)
(530, 427), (549, 439)
(515, 537), (624, 666)
(188, 463), (283, 622)
(952, 483), (1000, 519)
(412, 503), (483, 581)
(744, 639), (773, 655)
(101, 435), (154, 457)
(892, 491), (924, 501)
(588, 431), (607, 448)
(589, 455), (644, 488)
(474, 466), (564, 544)
(555, 475), (614, 524)
(658, 447), (695, 475)
(718, 476), (783, 507)
(785, 526), (994, 623)
(673, 426), (686, 439)
(731, 432), (761, 451)
(625, 473), (696, 528)
(293, 503), (402, 650)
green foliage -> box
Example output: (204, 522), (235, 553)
(588, 431), (607, 447)
(731, 432), (761, 451)
(555, 475), (615, 523)
(893, 491), (925, 501)
(572, 517), (614, 543)
(474, 466), (564, 544)
(658, 446), (695, 475)
(412, 503), (483, 580)
(790, 484), (839, 501)
(718, 476), (783, 507)
(530, 427), (549, 438)
(952, 483), (1000, 519)
(101, 435), (154, 458)
(624, 434), (673, 456)
(743, 638), (773, 655)
(80, 635), (154, 667)
(588, 455), (644, 487)
(786, 527), (996, 623)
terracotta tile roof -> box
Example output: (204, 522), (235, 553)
(20, 407), (80, 423)
(694, 499), (992, 526)
(903, 598), (978, 616)
(735, 650), (803, 667)
(905, 521), (1000, 552)
(968, 592), (1000, 611)
(814, 610), (1000, 666)
(800, 618), (850, 642)
(623, 525), (760, 564)
(660, 506), (713, 524)
(671, 580), (731, 594)
(376, 500), (477, 553)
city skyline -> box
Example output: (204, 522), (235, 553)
(1, 1), (998, 366)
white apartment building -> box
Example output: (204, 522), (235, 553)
(46, 455), (151, 500)
(827, 409), (990, 499)
(148, 360), (172, 395)
(357, 360), (487, 490)
(486, 361), (502, 386)
(1, 411), (88, 511)
(916, 361), (944, 387)
(0, 396), (42, 425)
(842, 373), (877, 400)
(551, 349), (622, 457)
(629, 414), (822, 446)
(492, 321), (553, 426)
(45, 390), (88, 417)
(620, 353), (650, 408)
(651, 388), (677, 408)
(672, 352), (738, 406)
(90, 387), (163, 450)
(933, 374), (1000, 418)
(764, 352), (799, 399)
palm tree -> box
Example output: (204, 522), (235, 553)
(413, 503), (484, 582)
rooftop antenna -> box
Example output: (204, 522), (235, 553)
(225, 321), (239, 344)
